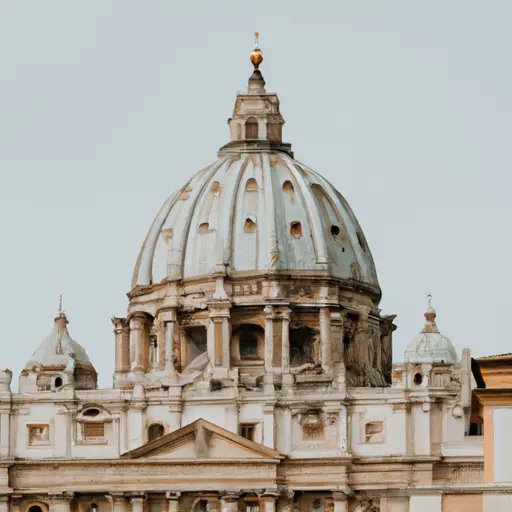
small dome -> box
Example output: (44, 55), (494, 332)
(404, 295), (458, 364)
(131, 40), (378, 290)
(25, 305), (94, 372)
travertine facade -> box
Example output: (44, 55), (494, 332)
(0, 36), (504, 512)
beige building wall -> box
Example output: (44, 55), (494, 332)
(442, 494), (482, 512)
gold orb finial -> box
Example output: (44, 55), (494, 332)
(250, 31), (263, 70)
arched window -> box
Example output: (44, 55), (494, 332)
(28, 506), (44, 512)
(239, 331), (258, 359)
(54, 377), (63, 388)
(290, 221), (303, 238)
(244, 217), (257, 233)
(245, 117), (258, 139)
(148, 423), (165, 442)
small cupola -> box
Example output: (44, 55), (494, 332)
(220, 33), (291, 157)
(19, 297), (97, 393)
(404, 294), (458, 366)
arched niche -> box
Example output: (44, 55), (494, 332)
(245, 117), (258, 139)
(290, 325), (320, 367)
(26, 503), (49, 512)
(231, 324), (265, 365)
(147, 422), (166, 442)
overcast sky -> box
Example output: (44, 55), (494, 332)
(1, 1), (511, 389)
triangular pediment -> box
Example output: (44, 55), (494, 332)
(120, 418), (284, 460)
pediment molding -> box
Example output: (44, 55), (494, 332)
(120, 418), (284, 460)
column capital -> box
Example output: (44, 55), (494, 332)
(260, 489), (279, 499)
(165, 492), (181, 500)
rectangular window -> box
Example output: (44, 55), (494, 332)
(83, 422), (105, 442)
(245, 503), (259, 512)
(240, 423), (255, 442)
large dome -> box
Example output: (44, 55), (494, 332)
(132, 154), (378, 288)
(131, 43), (379, 292)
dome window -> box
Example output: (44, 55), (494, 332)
(282, 180), (295, 202)
(331, 225), (340, 237)
(54, 376), (63, 388)
(210, 181), (221, 193)
(198, 222), (210, 234)
(245, 178), (258, 192)
(413, 373), (423, 386)
(148, 423), (165, 442)
(244, 217), (257, 233)
(357, 231), (367, 252)
(245, 117), (258, 139)
(290, 221), (303, 238)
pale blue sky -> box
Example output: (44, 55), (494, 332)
(1, 1), (511, 388)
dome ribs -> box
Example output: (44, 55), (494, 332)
(280, 154), (329, 268)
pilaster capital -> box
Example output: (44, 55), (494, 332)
(128, 492), (146, 502)
(208, 303), (231, 319)
(277, 487), (294, 500)
(106, 493), (126, 503)
(260, 489), (279, 500)
(264, 305), (275, 319)
(277, 307), (291, 321)
(220, 492), (240, 502)
(331, 492), (348, 502)
(165, 492), (181, 501)
(158, 308), (177, 323)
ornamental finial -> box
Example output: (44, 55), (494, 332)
(250, 31), (263, 70)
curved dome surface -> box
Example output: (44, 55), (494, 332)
(404, 300), (458, 364)
(132, 152), (378, 287)
(25, 312), (93, 369)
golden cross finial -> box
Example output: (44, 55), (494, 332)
(254, 31), (260, 48)
(427, 293), (432, 308)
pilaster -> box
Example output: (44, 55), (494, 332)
(208, 300), (231, 375)
(129, 315), (146, 373)
(332, 492), (348, 512)
(108, 493), (127, 512)
(49, 492), (74, 512)
(262, 403), (276, 449)
(220, 493), (239, 512)
(54, 405), (70, 458)
(260, 490), (278, 512)
(319, 307), (332, 374)
(128, 493), (146, 512)
(0, 407), (10, 458)
(159, 308), (178, 373)
(0, 497), (7, 512)
(165, 492), (181, 512)
(264, 305), (275, 373)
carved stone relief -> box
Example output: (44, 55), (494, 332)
(27, 424), (50, 446)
